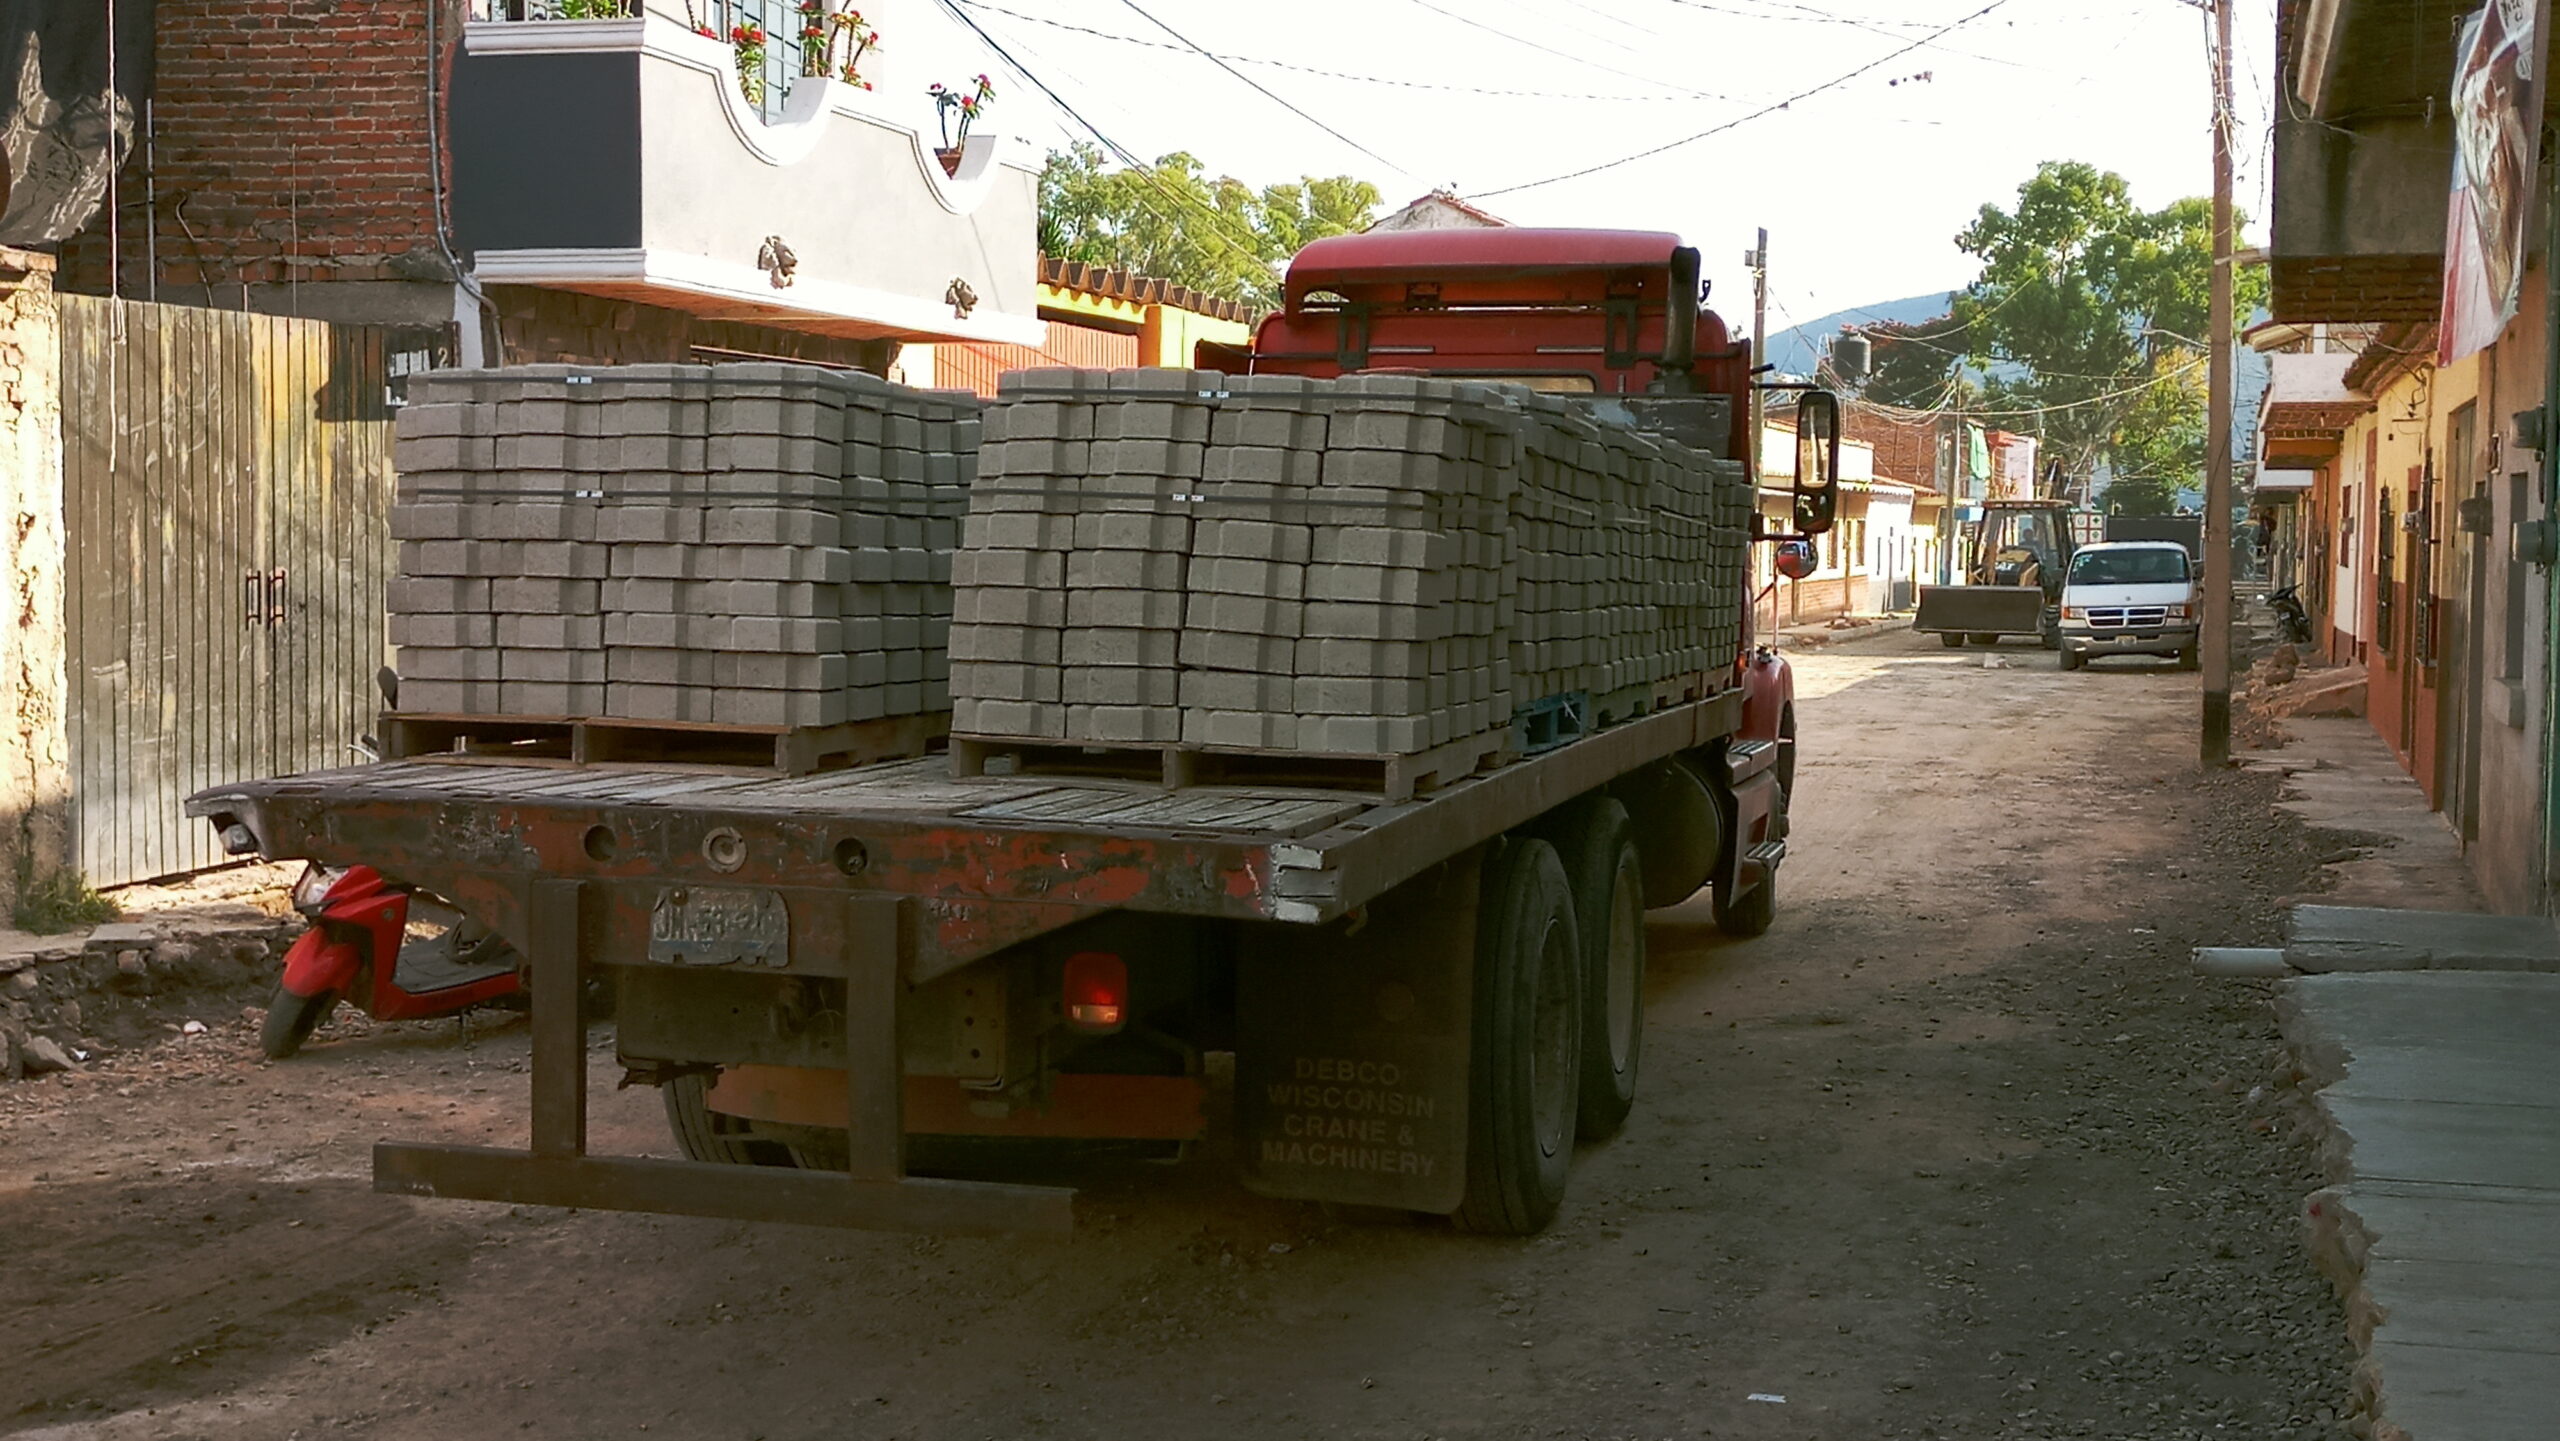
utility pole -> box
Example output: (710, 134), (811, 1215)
(1747, 228), (1769, 469)
(2199, 0), (2236, 765)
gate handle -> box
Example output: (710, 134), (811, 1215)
(267, 568), (288, 626)
(244, 570), (262, 627)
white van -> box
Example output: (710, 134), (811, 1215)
(2056, 540), (2198, 671)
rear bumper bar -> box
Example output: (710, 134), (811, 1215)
(375, 1144), (1073, 1235)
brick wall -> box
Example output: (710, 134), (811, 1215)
(490, 287), (895, 373)
(1847, 403), (1938, 491)
(933, 322), (1143, 398)
(59, 0), (458, 296)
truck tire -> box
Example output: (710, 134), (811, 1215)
(2177, 645), (2200, 671)
(662, 1071), (797, 1168)
(1713, 861), (1778, 938)
(1939, 632), (1965, 649)
(1538, 799), (1645, 1141)
(260, 986), (338, 1060)
(1453, 838), (1583, 1236)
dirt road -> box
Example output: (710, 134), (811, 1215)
(0, 633), (2356, 1440)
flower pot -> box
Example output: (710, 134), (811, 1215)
(934, 147), (962, 177)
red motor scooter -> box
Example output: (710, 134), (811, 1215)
(263, 861), (525, 1059)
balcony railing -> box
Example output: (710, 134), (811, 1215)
(469, 0), (816, 124)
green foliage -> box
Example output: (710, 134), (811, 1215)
(11, 864), (118, 936)
(2102, 350), (2206, 515)
(1952, 161), (2263, 490)
(1849, 313), (1973, 409)
(1038, 143), (1381, 309)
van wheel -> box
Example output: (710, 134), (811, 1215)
(2058, 647), (2084, 672)
(1452, 838), (1582, 1236)
(1537, 799), (1645, 1142)
(2176, 645), (2200, 671)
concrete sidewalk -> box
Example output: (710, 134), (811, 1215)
(1775, 612), (1913, 650)
(2230, 718), (2559, 1441)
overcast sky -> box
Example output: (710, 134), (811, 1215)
(856, 0), (2282, 329)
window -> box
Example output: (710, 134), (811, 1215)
(2067, 548), (2191, 585)
(2375, 486), (2396, 654)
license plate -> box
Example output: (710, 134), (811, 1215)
(649, 887), (789, 968)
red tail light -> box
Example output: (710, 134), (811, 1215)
(1062, 952), (1127, 1034)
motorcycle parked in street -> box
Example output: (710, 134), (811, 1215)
(2265, 584), (2314, 646)
(262, 861), (525, 1059)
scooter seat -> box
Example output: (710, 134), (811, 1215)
(393, 902), (521, 995)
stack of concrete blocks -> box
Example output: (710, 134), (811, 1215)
(385, 363), (974, 731)
(947, 366), (1755, 764)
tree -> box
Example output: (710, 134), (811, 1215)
(1950, 161), (2263, 497)
(1845, 313), (1972, 409)
(1038, 143), (1380, 309)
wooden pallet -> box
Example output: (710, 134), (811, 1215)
(949, 725), (1513, 803)
(1591, 670), (1715, 728)
(380, 710), (950, 777)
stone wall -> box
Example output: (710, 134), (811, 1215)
(0, 248), (73, 917)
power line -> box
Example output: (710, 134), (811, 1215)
(1401, 0), (1733, 101)
(951, 1), (1713, 101)
(1472, 0), (2016, 196)
(1114, 0), (1412, 178)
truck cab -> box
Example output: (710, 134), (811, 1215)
(2056, 540), (2201, 671)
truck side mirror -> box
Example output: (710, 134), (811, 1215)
(1793, 390), (1841, 535)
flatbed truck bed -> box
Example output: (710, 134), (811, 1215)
(192, 684), (1779, 1238)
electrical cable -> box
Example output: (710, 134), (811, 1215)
(951, 1), (1711, 101)
(1114, 0), (1412, 177)
(1472, 0), (2015, 196)
(1401, 0), (1735, 101)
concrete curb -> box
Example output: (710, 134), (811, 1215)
(1778, 615), (1914, 651)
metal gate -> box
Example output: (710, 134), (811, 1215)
(60, 298), (406, 886)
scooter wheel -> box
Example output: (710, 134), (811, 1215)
(260, 986), (339, 1060)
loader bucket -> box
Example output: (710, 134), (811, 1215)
(1913, 585), (2046, 637)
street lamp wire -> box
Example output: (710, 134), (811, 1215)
(1471, 0), (2018, 198)
(1112, 1), (1415, 179)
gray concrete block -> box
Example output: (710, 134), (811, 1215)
(1183, 708), (1297, 749)
(1072, 511), (1193, 551)
(1305, 563), (1454, 607)
(394, 678), (503, 713)
(1066, 588), (1185, 630)
(1065, 628), (1181, 668)
(714, 687), (849, 727)
(955, 586), (1068, 629)
(734, 653), (849, 690)
(1186, 593), (1303, 636)
(1068, 704), (1182, 743)
(1064, 667), (1180, 707)
(1297, 637), (1433, 680)
(389, 612), (497, 648)
(694, 581), (840, 617)
(1210, 409), (1327, 451)
(609, 544), (720, 580)
(492, 577), (604, 614)
(608, 648), (721, 687)
(400, 539), (519, 576)
(1180, 670), (1295, 712)
(1295, 676), (1430, 716)
(1297, 713), (1430, 755)
(605, 681), (718, 723)
(720, 545), (854, 584)
(389, 502), (473, 540)
(1312, 525), (1455, 570)
(396, 647), (500, 682)
(947, 624), (1061, 665)
(1179, 629), (1295, 673)
(1188, 556), (1305, 600)
(495, 614), (604, 650)
(1302, 601), (1442, 641)
(1067, 549), (1186, 591)
(963, 512), (1075, 551)
(393, 402), (488, 440)
(950, 661), (1062, 703)
(604, 613), (734, 650)
(705, 505), (840, 547)
(1202, 446), (1323, 486)
(952, 697), (1067, 739)
(1194, 519), (1312, 562)
(387, 576), (492, 613)
(730, 615), (844, 653)
(499, 649), (609, 684)
(518, 541), (613, 579)
(595, 505), (707, 544)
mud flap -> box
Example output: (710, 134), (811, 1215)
(1233, 850), (1480, 1214)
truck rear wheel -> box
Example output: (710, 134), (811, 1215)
(1538, 799), (1645, 1141)
(662, 1071), (797, 1168)
(1453, 838), (1583, 1236)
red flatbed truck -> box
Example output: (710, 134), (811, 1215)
(187, 228), (1841, 1237)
